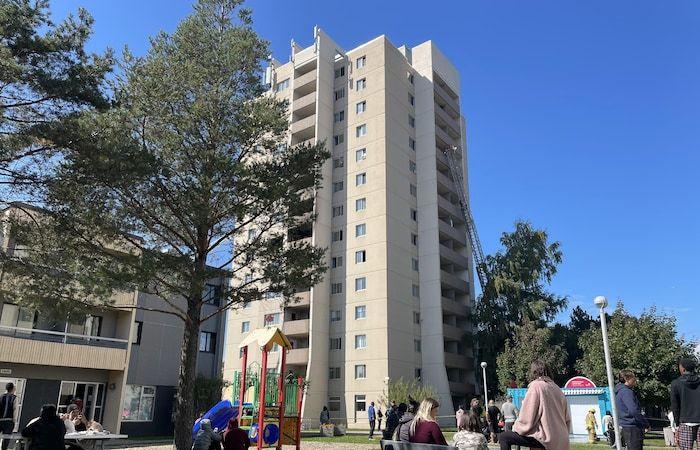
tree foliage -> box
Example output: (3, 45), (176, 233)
(379, 377), (437, 409)
(1, 1), (328, 448)
(496, 319), (568, 389)
(476, 221), (567, 393)
(577, 303), (693, 408)
(194, 375), (230, 417)
(551, 306), (595, 381)
(0, 0), (112, 190)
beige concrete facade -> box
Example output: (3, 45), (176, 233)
(223, 28), (476, 428)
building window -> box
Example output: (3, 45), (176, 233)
(334, 111), (345, 123)
(409, 93), (415, 106)
(356, 124), (367, 137)
(333, 157), (344, 168)
(411, 233), (418, 246)
(203, 283), (221, 305)
(414, 339), (422, 353)
(274, 78), (289, 92)
(330, 337), (342, 350)
(413, 311), (421, 324)
(412, 284), (420, 297)
(132, 321), (143, 345)
(333, 134), (344, 146)
(241, 321), (250, 333)
(355, 394), (366, 411)
(355, 172), (367, 186)
(333, 181), (344, 192)
(408, 115), (415, 128)
(199, 331), (216, 353)
(355, 198), (367, 211)
(411, 209), (418, 221)
(331, 256), (343, 268)
(332, 205), (344, 217)
(330, 310), (342, 322)
(329, 396), (341, 411)
(355, 148), (367, 161)
(410, 184), (417, 197)
(355, 334), (367, 349)
(355, 277), (367, 291)
(356, 56), (366, 69)
(356, 78), (366, 91)
(408, 73), (414, 84)
(332, 229), (343, 242)
(355, 305), (367, 319)
(334, 66), (345, 78)
(355, 223), (366, 237)
(121, 385), (156, 422)
(409, 160), (416, 173)
(355, 365), (367, 379)
(334, 88), (345, 101)
(412, 258), (419, 271)
(355, 250), (366, 264)
(415, 368), (422, 380)
(409, 137), (416, 151)
(331, 283), (343, 295)
(264, 313), (281, 326)
(329, 367), (341, 379)
(356, 101), (366, 114)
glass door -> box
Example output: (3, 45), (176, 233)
(56, 381), (105, 422)
(0, 378), (25, 431)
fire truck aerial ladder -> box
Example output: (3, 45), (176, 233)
(442, 146), (488, 291)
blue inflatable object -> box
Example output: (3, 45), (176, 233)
(249, 423), (280, 445)
(192, 399), (249, 439)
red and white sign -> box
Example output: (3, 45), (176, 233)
(564, 376), (596, 389)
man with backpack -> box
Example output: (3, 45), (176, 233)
(0, 383), (17, 450)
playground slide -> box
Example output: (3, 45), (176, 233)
(192, 399), (251, 439)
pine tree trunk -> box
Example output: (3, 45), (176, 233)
(173, 305), (201, 450)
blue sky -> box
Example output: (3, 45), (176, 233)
(48, 1), (699, 341)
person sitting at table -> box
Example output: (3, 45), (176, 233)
(61, 405), (78, 433)
(21, 404), (66, 450)
(193, 419), (222, 450)
(222, 417), (250, 450)
(87, 420), (103, 432)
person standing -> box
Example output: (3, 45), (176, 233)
(383, 403), (401, 440)
(585, 408), (598, 444)
(319, 406), (330, 426)
(456, 404), (466, 429)
(501, 396), (519, 432)
(499, 360), (571, 450)
(223, 418), (250, 450)
(377, 406), (383, 431)
(0, 383), (17, 450)
(487, 400), (501, 443)
(671, 357), (700, 450)
(603, 411), (615, 447)
(615, 369), (650, 450)
(368, 401), (376, 440)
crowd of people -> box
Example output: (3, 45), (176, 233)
(345, 357), (698, 450)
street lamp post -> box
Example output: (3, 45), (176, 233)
(480, 361), (488, 406)
(594, 295), (622, 450)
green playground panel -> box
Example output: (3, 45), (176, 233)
(232, 371), (301, 416)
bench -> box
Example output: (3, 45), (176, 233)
(380, 439), (458, 450)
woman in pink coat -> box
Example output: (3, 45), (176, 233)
(499, 360), (571, 450)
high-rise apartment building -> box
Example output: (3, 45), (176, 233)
(223, 28), (476, 427)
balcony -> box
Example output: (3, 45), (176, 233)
(443, 323), (466, 341)
(294, 70), (316, 97)
(111, 291), (136, 307)
(440, 244), (469, 271)
(435, 124), (457, 148)
(444, 352), (470, 369)
(441, 270), (469, 293)
(449, 381), (471, 394)
(435, 103), (461, 136)
(437, 194), (462, 221)
(0, 326), (128, 371)
(434, 81), (460, 115)
(283, 319), (310, 337)
(286, 347), (309, 365)
(293, 92), (316, 118)
(442, 297), (469, 317)
(438, 220), (466, 246)
(291, 290), (310, 307)
(291, 114), (315, 135)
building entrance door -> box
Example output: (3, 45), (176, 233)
(0, 377), (25, 431)
(58, 381), (105, 422)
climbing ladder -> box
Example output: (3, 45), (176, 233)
(442, 146), (489, 291)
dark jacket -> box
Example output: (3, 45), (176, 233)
(671, 372), (700, 424)
(615, 383), (649, 429)
(21, 416), (66, 450)
(383, 408), (400, 440)
(223, 418), (250, 450)
(193, 420), (222, 450)
(395, 412), (415, 442)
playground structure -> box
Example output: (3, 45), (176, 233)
(200, 327), (305, 450)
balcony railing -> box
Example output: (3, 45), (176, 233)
(0, 325), (128, 349)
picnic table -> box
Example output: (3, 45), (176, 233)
(0, 431), (128, 450)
